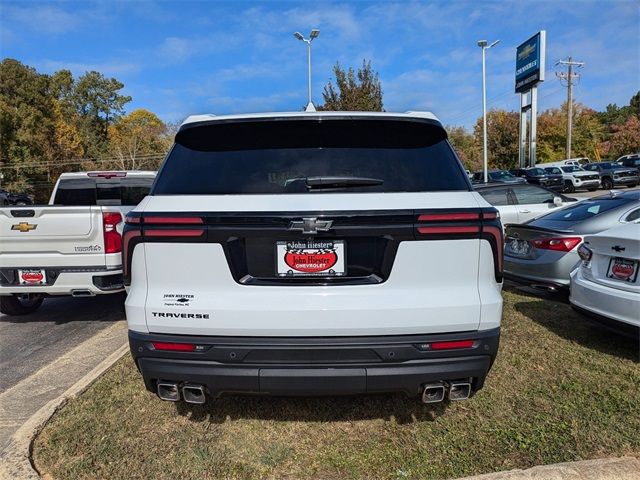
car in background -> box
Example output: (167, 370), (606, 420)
(570, 221), (640, 338)
(0, 189), (33, 206)
(509, 167), (564, 192)
(471, 170), (526, 184)
(583, 162), (639, 190)
(504, 190), (640, 292)
(474, 182), (577, 226)
(616, 154), (640, 169)
(541, 165), (600, 193)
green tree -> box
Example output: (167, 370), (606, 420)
(108, 109), (169, 170)
(319, 60), (383, 111)
(472, 109), (519, 169)
(73, 71), (132, 159)
(446, 125), (478, 170)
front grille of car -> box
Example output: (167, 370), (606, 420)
(585, 175), (599, 180)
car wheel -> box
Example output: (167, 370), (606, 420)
(628, 184), (638, 188)
(15, 201), (27, 206)
(563, 181), (575, 193)
(0, 294), (45, 315)
(601, 177), (614, 190)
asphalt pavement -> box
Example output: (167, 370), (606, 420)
(0, 293), (126, 394)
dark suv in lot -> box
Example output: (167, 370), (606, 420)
(471, 170), (526, 184)
(0, 189), (32, 206)
(508, 168), (564, 192)
(583, 162), (639, 189)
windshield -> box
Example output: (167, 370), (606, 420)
(153, 119), (470, 195)
(561, 166), (583, 173)
(489, 170), (515, 180)
(545, 167), (562, 174)
(527, 168), (546, 176)
(538, 198), (632, 223)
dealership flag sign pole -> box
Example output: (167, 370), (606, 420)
(515, 31), (546, 168)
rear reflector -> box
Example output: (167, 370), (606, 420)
(418, 213), (480, 222)
(151, 342), (196, 352)
(144, 216), (204, 224)
(431, 340), (475, 350)
(532, 236), (582, 252)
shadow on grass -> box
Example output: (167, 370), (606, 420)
(174, 393), (450, 425)
(514, 299), (639, 362)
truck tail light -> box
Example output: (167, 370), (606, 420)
(431, 340), (475, 350)
(532, 236), (581, 252)
(103, 212), (123, 254)
(151, 342), (196, 352)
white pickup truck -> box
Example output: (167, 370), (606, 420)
(0, 171), (155, 315)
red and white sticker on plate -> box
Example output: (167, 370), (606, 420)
(276, 240), (346, 277)
(606, 257), (638, 283)
(18, 269), (47, 285)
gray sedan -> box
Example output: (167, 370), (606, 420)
(504, 190), (640, 292)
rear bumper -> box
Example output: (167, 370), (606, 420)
(0, 268), (123, 295)
(129, 328), (500, 398)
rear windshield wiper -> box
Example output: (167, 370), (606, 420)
(285, 176), (384, 190)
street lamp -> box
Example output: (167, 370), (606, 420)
(294, 29), (320, 111)
(477, 39), (500, 183)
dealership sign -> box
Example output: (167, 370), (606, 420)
(515, 31), (546, 93)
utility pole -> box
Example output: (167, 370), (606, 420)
(556, 57), (584, 159)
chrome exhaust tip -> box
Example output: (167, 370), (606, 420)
(71, 289), (95, 297)
(157, 381), (180, 402)
(421, 382), (446, 403)
(182, 384), (206, 404)
(448, 380), (472, 401)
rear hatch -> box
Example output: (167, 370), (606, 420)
(129, 115), (501, 336)
(0, 206), (105, 268)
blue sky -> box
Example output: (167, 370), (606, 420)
(1, 0), (638, 128)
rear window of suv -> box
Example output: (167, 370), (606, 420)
(152, 118), (470, 195)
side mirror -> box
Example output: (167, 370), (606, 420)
(553, 196), (563, 207)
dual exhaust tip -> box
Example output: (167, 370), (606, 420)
(421, 380), (472, 403)
(157, 381), (206, 404)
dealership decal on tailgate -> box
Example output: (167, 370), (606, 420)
(18, 269), (47, 285)
(276, 240), (345, 276)
(607, 257), (639, 283)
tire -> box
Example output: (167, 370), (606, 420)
(0, 294), (44, 315)
(601, 177), (614, 190)
(628, 184), (638, 188)
(563, 181), (575, 193)
(587, 188), (597, 192)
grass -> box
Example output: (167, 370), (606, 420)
(32, 290), (640, 480)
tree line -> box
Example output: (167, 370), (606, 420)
(0, 58), (173, 202)
(1, 57), (638, 203)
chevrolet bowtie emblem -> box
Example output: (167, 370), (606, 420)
(11, 222), (37, 232)
(518, 43), (535, 60)
(288, 218), (333, 235)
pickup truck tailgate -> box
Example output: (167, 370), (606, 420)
(0, 206), (106, 268)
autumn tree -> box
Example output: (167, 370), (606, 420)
(319, 60), (383, 111)
(108, 109), (170, 170)
(602, 115), (640, 158)
(472, 109), (519, 169)
(446, 126), (478, 170)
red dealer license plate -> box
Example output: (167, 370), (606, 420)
(18, 269), (47, 285)
(276, 240), (346, 277)
(607, 257), (639, 283)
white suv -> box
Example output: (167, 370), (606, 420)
(124, 111), (503, 405)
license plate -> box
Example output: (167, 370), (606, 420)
(505, 239), (532, 257)
(276, 240), (346, 276)
(18, 269), (47, 285)
(607, 257), (639, 283)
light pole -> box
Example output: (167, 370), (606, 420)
(294, 29), (320, 111)
(477, 39), (500, 183)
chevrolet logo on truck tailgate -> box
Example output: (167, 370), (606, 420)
(288, 218), (333, 235)
(11, 222), (37, 232)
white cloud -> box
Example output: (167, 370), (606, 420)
(4, 5), (80, 34)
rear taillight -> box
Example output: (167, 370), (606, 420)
(577, 243), (592, 261)
(103, 212), (123, 254)
(532, 236), (582, 252)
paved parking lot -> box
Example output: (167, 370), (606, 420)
(0, 294), (127, 450)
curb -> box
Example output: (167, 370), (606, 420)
(0, 337), (128, 480)
(456, 456), (640, 480)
